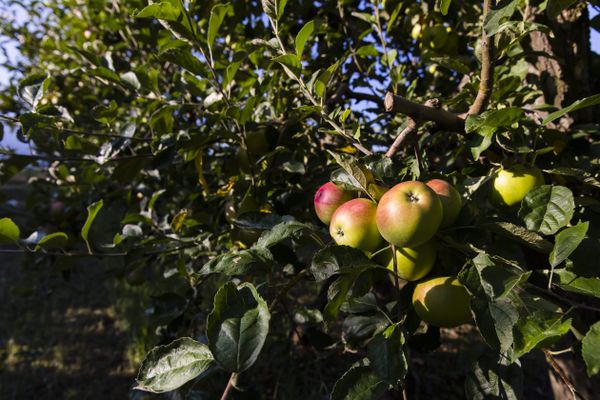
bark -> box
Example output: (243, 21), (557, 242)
(526, 2), (595, 126)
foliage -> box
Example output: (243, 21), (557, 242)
(0, 0), (599, 399)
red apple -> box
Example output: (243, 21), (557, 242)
(314, 182), (354, 225)
(329, 198), (383, 253)
(426, 179), (462, 228)
(376, 181), (443, 248)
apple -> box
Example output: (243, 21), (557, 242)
(380, 240), (437, 281)
(329, 198), (383, 253)
(376, 181), (443, 248)
(314, 182), (355, 225)
(412, 276), (472, 327)
(426, 179), (462, 228)
(491, 164), (544, 207)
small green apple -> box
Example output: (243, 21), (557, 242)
(376, 181), (443, 248)
(412, 276), (472, 327)
(329, 198), (383, 253)
(380, 240), (437, 281)
(426, 179), (462, 228)
(314, 182), (355, 225)
(491, 164), (544, 207)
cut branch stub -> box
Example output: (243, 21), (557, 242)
(384, 92), (465, 133)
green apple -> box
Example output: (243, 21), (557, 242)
(491, 164), (544, 207)
(380, 240), (437, 281)
(376, 181), (443, 248)
(314, 182), (355, 225)
(329, 198), (383, 253)
(426, 179), (462, 228)
(412, 276), (472, 327)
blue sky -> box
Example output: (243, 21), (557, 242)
(1, 4), (599, 153)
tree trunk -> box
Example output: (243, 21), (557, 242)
(525, 2), (595, 126)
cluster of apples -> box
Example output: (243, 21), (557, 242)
(314, 179), (471, 328)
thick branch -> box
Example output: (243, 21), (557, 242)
(384, 92), (465, 132)
(468, 0), (495, 115)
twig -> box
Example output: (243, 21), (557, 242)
(0, 114), (151, 142)
(384, 92), (465, 132)
(0, 152), (153, 163)
(543, 349), (580, 400)
(468, 0), (495, 115)
(385, 119), (417, 158)
(385, 99), (440, 158)
(266, 12), (372, 155)
(220, 373), (237, 400)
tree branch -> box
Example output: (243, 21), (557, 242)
(385, 99), (440, 158)
(468, 0), (495, 115)
(384, 92), (465, 132)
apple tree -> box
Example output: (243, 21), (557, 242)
(1, 0), (600, 398)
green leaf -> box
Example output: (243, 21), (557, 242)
(465, 353), (523, 400)
(513, 311), (571, 358)
(277, 0), (288, 20)
(35, 232), (69, 250)
(0, 217), (20, 244)
(135, 337), (214, 393)
(254, 220), (313, 249)
(206, 282), (270, 373)
(438, 0), (451, 15)
(484, 0), (520, 36)
(136, 1), (180, 21)
(310, 245), (375, 282)
(272, 54), (302, 78)
(331, 361), (388, 400)
(466, 108), (522, 160)
(342, 314), (390, 349)
(18, 73), (50, 110)
(92, 100), (118, 124)
(549, 221), (588, 268)
(295, 20), (316, 58)
(367, 324), (408, 387)
(314, 61), (340, 98)
(459, 253), (530, 301)
(471, 297), (518, 352)
(81, 200), (103, 252)
(197, 248), (273, 277)
(328, 152), (373, 198)
(582, 321), (600, 377)
(542, 93), (600, 125)
(518, 185), (574, 235)
(552, 270), (600, 298)
(162, 48), (207, 77)
(479, 222), (553, 253)
(208, 3), (231, 51)
(546, 0), (578, 19)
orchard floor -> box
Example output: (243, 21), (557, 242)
(0, 252), (135, 399)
